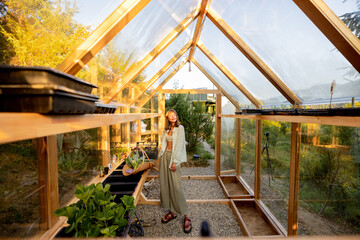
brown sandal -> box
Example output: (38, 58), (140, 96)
(183, 216), (192, 233)
(161, 211), (177, 224)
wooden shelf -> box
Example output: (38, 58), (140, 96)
(219, 114), (360, 128)
(0, 113), (160, 144)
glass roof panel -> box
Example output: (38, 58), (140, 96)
(109, 0), (198, 74)
(163, 61), (216, 89)
(151, 53), (187, 91)
(136, 54), (187, 105)
(194, 49), (254, 108)
(199, 18), (287, 107)
(211, 0), (360, 105)
(324, 0), (359, 23)
(323, 0), (360, 39)
(135, 22), (194, 86)
(122, 29), (193, 104)
(73, 0), (125, 31)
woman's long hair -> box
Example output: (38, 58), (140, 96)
(165, 109), (180, 130)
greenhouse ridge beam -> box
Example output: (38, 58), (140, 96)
(294, 0), (360, 74)
(137, 60), (187, 108)
(127, 41), (192, 107)
(206, 7), (301, 105)
(57, 0), (152, 75)
(103, 9), (199, 104)
(188, 0), (211, 61)
(192, 58), (241, 109)
(197, 42), (262, 108)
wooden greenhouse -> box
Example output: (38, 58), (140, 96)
(0, 0), (360, 239)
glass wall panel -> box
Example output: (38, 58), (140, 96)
(240, 119), (256, 192)
(211, 0), (360, 105)
(194, 49), (255, 108)
(222, 96), (236, 114)
(260, 120), (291, 231)
(221, 117), (236, 171)
(200, 18), (288, 107)
(0, 140), (40, 238)
(58, 129), (102, 207)
(299, 124), (360, 235)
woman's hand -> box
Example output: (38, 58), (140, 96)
(171, 162), (176, 172)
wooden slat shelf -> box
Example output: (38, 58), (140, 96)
(219, 114), (360, 128)
(0, 113), (160, 144)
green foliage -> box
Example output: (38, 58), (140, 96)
(111, 147), (130, 160)
(166, 94), (214, 151)
(0, 0), (90, 66)
(125, 151), (143, 169)
(54, 183), (135, 238)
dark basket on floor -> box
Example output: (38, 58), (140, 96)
(136, 142), (158, 160)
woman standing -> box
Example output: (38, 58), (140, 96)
(158, 109), (192, 234)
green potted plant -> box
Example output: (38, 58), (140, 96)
(54, 183), (135, 238)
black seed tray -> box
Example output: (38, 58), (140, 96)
(0, 88), (98, 114)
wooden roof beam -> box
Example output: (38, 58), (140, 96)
(103, 9), (199, 104)
(192, 58), (241, 110)
(57, 0), (152, 75)
(197, 42), (262, 108)
(127, 41), (191, 107)
(294, 0), (360, 74)
(206, 7), (301, 106)
(137, 61), (187, 108)
(188, 0), (211, 61)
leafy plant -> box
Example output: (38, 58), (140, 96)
(125, 151), (144, 170)
(54, 183), (135, 238)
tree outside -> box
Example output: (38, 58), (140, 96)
(165, 93), (214, 155)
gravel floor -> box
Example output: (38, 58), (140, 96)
(142, 178), (226, 200)
(136, 203), (243, 238)
(138, 142), (243, 238)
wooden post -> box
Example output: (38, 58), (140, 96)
(150, 98), (155, 142)
(125, 106), (130, 147)
(158, 91), (165, 146)
(112, 96), (121, 146)
(99, 126), (110, 167)
(37, 135), (59, 229)
(136, 109), (141, 143)
(215, 93), (222, 176)
(288, 123), (301, 236)
(254, 120), (262, 200)
(235, 113), (241, 176)
(90, 62), (98, 95)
